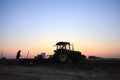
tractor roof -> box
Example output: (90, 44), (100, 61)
(56, 42), (70, 46)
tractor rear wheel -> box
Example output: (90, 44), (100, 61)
(53, 51), (68, 63)
(59, 52), (68, 62)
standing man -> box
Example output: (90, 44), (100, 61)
(16, 50), (21, 61)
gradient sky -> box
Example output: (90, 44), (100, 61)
(0, 0), (120, 58)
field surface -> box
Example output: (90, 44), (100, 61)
(0, 63), (120, 80)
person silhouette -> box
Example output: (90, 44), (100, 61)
(16, 50), (21, 61)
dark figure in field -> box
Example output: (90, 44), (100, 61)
(16, 50), (21, 61)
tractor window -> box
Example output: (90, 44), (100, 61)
(57, 45), (66, 49)
(57, 45), (64, 49)
(56, 44), (70, 50)
(61, 45), (65, 49)
(66, 44), (70, 50)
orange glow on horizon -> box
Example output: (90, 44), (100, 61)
(1, 40), (120, 58)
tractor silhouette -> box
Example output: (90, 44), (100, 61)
(53, 42), (86, 63)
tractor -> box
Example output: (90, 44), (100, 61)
(53, 42), (86, 63)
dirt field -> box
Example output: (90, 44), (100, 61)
(0, 64), (120, 80)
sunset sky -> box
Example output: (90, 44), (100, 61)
(0, 0), (120, 58)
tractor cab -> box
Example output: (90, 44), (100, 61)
(55, 42), (71, 50)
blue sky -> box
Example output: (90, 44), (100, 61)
(0, 0), (120, 58)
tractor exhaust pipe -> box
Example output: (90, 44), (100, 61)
(72, 44), (74, 51)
